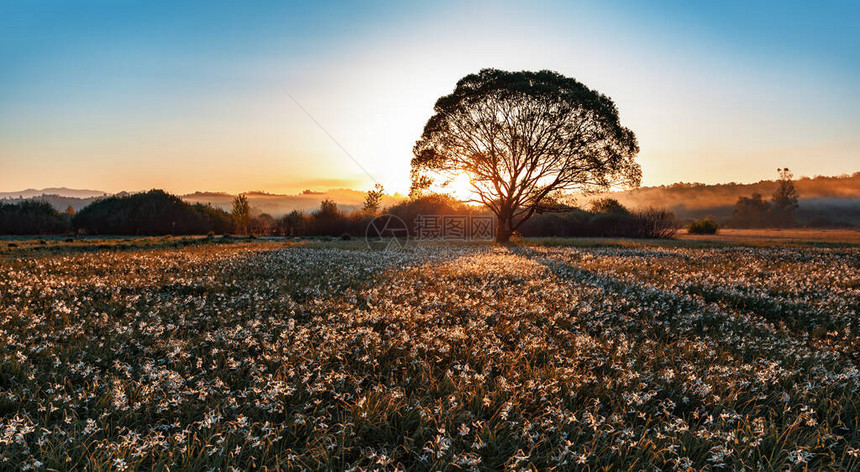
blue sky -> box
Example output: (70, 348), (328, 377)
(1, 0), (858, 194)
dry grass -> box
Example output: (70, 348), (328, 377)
(679, 228), (860, 246)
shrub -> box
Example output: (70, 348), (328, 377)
(632, 209), (678, 239)
(687, 218), (719, 235)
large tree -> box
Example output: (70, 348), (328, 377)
(411, 69), (641, 242)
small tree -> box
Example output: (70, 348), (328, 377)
(250, 213), (275, 236)
(278, 210), (306, 236)
(771, 168), (799, 227)
(411, 69), (640, 242)
(362, 184), (385, 215)
(65, 205), (76, 215)
(317, 199), (339, 218)
(231, 194), (251, 234)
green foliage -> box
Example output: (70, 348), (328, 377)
(0, 200), (71, 234)
(687, 218), (719, 234)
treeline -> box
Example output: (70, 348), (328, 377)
(726, 168), (803, 228)
(1, 189), (678, 239)
(519, 200), (677, 239)
(0, 190), (233, 235)
(0, 200), (72, 234)
(270, 195), (676, 239)
(73, 190), (233, 235)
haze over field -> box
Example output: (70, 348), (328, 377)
(4, 173), (858, 224)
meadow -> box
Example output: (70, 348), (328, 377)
(0, 236), (858, 470)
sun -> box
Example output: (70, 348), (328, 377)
(446, 172), (477, 201)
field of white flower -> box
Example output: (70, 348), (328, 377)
(1, 241), (858, 470)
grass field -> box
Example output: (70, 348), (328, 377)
(1, 235), (858, 470)
(679, 228), (860, 246)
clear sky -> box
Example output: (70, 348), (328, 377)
(1, 0), (858, 195)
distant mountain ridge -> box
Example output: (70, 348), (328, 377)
(0, 187), (108, 200)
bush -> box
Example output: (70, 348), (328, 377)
(687, 218), (719, 235)
(632, 209), (678, 239)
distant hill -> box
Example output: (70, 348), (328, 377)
(0, 194), (102, 211)
(584, 172), (860, 225)
(182, 189), (405, 217)
(0, 187), (108, 199)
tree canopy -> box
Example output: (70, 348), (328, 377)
(411, 68), (640, 242)
(771, 168), (799, 227)
(231, 195), (251, 234)
(73, 189), (230, 235)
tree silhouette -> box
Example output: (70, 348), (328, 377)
(362, 184), (385, 215)
(0, 200), (70, 234)
(72, 190), (222, 235)
(231, 194), (251, 234)
(411, 69), (640, 242)
(771, 168), (799, 227)
(731, 193), (771, 228)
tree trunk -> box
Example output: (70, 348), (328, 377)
(495, 213), (513, 243)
